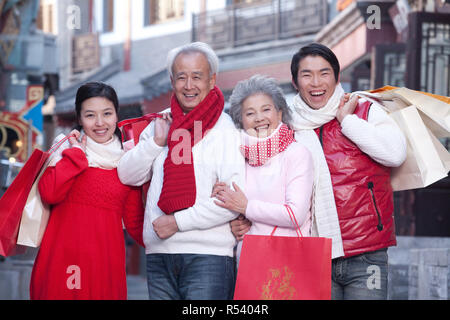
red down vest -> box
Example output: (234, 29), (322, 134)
(314, 101), (396, 257)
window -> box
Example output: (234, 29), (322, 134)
(232, 0), (265, 5)
(36, 1), (55, 34)
(103, 0), (114, 32)
(144, 0), (184, 26)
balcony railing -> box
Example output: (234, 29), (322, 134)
(192, 0), (328, 50)
(0, 31), (57, 73)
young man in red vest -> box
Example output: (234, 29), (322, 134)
(118, 42), (245, 300)
(289, 43), (407, 299)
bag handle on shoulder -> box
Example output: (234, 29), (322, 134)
(117, 113), (163, 143)
(48, 135), (71, 154)
(117, 113), (162, 128)
(270, 204), (304, 238)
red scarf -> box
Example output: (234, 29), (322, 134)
(240, 124), (295, 167)
(158, 86), (224, 214)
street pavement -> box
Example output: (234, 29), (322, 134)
(126, 275), (148, 300)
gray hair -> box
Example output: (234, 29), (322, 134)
(166, 42), (219, 78)
(228, 75), (292, 129)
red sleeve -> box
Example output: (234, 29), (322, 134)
(123, 186), (145, 247)
(38, 147), (88, 205)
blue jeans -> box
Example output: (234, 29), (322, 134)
(146, 253), (236, 300)
(331, 248), (388, 300)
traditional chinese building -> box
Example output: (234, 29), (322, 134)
(0, 0), (57, 166)
(0, 0), (58, 299)
(317, 0), (450, 299)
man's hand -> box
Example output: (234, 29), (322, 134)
(230, 215), (251, 241)
(153, 112), (172, 147)
(336, 95), (359, 124)
(152, 214), (178, 239)
(211, 181), (227, 198)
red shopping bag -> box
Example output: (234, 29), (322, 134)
(234, 206), (332, 300)
(0, 150), (48, 257)
(118, 113), (162, 146)
(118, 113), (163, 203)
(0, 137), (70, 257)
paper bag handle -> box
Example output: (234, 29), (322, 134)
(270, 205), (304, 238)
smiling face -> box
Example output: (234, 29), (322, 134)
(293, 55), (338, 110)
(241, 93), (282, 138)
(79, 96), (118, 144)
(171, 51), (216, 113)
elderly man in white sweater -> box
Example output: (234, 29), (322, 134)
(117, 42), (244, 300)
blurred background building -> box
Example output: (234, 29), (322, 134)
(0, 0), (449, 300)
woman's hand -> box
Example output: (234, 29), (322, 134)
(153, 112), (172, 147)
(68, 130), (87, 153)
(213, 182), (248, 215)
(230, 215), (252, 241)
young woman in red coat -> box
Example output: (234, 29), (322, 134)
(30, 82), (144, 300)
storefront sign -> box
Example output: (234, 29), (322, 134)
(0, 85), (43, 162)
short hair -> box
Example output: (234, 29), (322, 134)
(166, 42), (219, 78)
(290, 42), (340, 86)
(228, 75), (292, 129)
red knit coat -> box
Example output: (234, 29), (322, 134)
(30, 148), (144, 300)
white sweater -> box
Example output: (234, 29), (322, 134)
(340, 99), (407, 167)
(117, 112), (245, 257)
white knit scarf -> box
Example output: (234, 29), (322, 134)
(290, 84), (345, 259)
(291, 83), (345, 129)
(49, 132), (124, 169)
(84, 133), (124, 169)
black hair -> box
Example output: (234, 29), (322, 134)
(290, 43), (340, 86)
(74, 81), (122, 142)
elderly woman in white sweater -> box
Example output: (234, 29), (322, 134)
(212, 75), (314, 262)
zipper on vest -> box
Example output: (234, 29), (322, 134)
(368, 182), (383, 231)
(319, 126), (324, 146)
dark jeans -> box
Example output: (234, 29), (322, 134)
(331, 248), (388, 300)
(146, 253), (236, 300)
